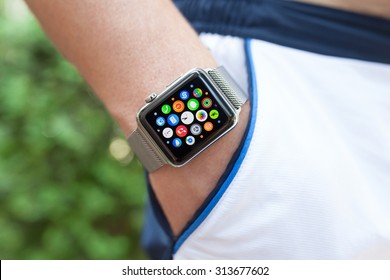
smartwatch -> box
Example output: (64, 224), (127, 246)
(127, 66), (248, 172)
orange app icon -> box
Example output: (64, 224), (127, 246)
(173, 100), (185, 113)
(204, 122), (213, 132)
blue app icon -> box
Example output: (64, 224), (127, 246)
(180, 90), (190, 100)
(156, 116), (165, 126)
(172, 138), (182, 148)
(167, 114), (179, 126)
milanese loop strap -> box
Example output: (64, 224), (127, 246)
(128, 129), (165, 172)
(208, 66), (248, 110)
(128, 66), (247, 172)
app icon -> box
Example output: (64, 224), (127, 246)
(172, 138), (182, 148)
(186, 136), (195, 146)
(180, 111), (194, 125)
(176, 125), (188, 138)
(204, 121), (213, 132)
(187, 98), (199, 111)
(180, 90), (190, 100)
(162, 127), (173, 138)
(156, 116), (165, 126)
(190, 123), (202, 135)
(196, 110), (208, 122)
(173, 100), (185, 113)
(209, 109), (219, 119)
(167, 114), (179, 126)
(202, 98), (212, 108)
(161, 104), (171, 114)
(193, 88), (203, 98)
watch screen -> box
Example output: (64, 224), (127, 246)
(142, 72), (235, 164)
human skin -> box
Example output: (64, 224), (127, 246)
(25, 0), (250, 236)
(26, 0), (389, 236)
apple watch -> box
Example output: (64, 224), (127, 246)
(127, 66), (248, 172)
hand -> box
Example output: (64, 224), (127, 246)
(26, 0), (250, 235)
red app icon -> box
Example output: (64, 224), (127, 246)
(175, 125), (188, 137)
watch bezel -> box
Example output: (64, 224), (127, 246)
(136, 68), (238, 167)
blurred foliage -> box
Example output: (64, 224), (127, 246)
(0, 1), (147, 259)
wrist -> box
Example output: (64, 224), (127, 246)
(129, 66), (247, 172)
(108, 58), (218, 137)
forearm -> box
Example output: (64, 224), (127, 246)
(26, 0), (249, 235)
(26, 0), (217, 134)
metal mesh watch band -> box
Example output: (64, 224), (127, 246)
(128, 129), (166, 171)
(208, 66), (248, 110)
(128, 66), (247, 172)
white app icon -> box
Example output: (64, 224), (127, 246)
(196, 110), (208, 122)
(181, 111), (194, 125)
(186, 136), (195, 146)
(190, 123), (202, 135)
(162, 127), (173, 138)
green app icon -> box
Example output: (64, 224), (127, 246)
(210, 109), (219, 119)
(187, 99), (199, 111)
(161, 104), (171, 114)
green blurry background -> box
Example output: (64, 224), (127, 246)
(0, 1), (147, 259)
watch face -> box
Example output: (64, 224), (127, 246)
(139, 71), (236, 165)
